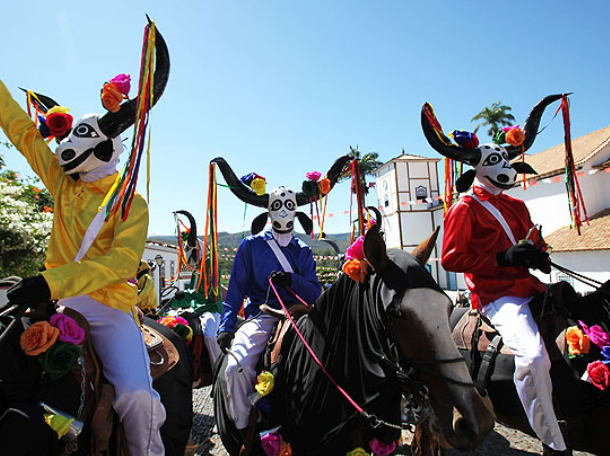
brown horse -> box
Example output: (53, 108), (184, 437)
(213, 225), (493, 455)
(419, 279), (610, 456)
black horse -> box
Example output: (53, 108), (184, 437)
(213, 225), (494, 456)
(0, 295), (193, 456)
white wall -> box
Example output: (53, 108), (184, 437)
(531, 250), (610, 295)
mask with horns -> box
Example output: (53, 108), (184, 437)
(421, 94), (566, 193)
(23, 21), (170, 181)
(212, 155), (352, 235)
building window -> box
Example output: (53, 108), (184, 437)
(415, 185), (428, 200)
(170, 260), (175, 278)
(447, 271), (457, 291)
(556, 273), (573, 286)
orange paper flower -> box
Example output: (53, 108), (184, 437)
(318, 177), (331, 195)
(20, 321), (60, 356)
(566, 326), (590, 356)
(101, 82), (125, 113)
(505, 128), (525, 147)
(342, 259), (369, 283)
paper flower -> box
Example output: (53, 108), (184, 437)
(505, 127), (525, 147)
(173, 323), (193, 344)
(586, 360), (610, 390)
(158, 315), (189, 328)
(20, 321), (60, 356)
(101, 82), (125, 113)
(566, 326), (590, 356)
(579, 320), (610, 349)
(451, 130), (479, 149)
(301, 179), (320, 198)
(346, 447), (369, 456)
(50, 313), (85, 345)
(45, 108), (73, 139)
(251, 177), (266, 196)
(109, 73), (131, 96)
(254, 371), (275, 397)
(345, 236), (364, 260)
(342, 259), (369, 283)
(305, 171), (322, 182)
(602, 346), (610, 365)
(318, 177), (331, 195)
(38, 341), (82, 379)
(370, 438), (397, 456)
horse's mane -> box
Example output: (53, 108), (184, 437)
(271, 249), (440, 455)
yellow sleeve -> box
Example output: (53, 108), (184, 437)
(0, 79), (62, 197)
(43, 196), (149, 299)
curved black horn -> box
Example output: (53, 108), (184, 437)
(366, 205), (382, 229)
(19, 88), (60, 114)
(505, 94), (566, 159)
(174, 210), (198, 248)
(98, 21), (170, 138)
(211, 157), (269, 208)
(295, 154), (352, 206)
(421, 102), (481, 166)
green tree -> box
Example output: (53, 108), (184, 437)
(339, 145), (383, 195)
(471, 101), (516, 139)
(0, 148), (54, 277)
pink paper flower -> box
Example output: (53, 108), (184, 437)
(579, 320), (610, 349)
(501, 125), (520, 132)
(345, 236), (365, 260)
(109, 73), (131, 96)
(261, 432), (280, 456)
(49, 313), (85, 345)
(305, 171), (322, 182)
(369, 437), (397, 456)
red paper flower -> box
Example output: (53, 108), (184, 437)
(46, 112), (73, 139)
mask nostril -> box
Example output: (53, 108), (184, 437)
(497, 174), (510, 183)
(61, 149), (76, 161)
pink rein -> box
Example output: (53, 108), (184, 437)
(268, 279), (364, 414)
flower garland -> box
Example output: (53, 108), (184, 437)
(19, 314), (85, 379)
(158, 315), (193, 344)
(342, 235), (370, 283)
(566, 321), (610, 390)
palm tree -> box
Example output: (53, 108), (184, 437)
(471, 101), (516, 139)
(339, 145), (383, 194)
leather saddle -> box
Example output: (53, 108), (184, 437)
(261, 302), (311, 365)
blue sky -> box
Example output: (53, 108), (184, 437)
(2, 1), (609, 235)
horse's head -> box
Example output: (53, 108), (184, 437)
(362, 225), (494, 451)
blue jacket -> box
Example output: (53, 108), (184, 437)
(219, 230), (321, 334)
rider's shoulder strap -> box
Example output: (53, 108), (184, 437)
(469, 194), (517, 246)
(265, 238), (294, 274)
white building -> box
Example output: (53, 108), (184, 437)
(142, 240), (180, 302)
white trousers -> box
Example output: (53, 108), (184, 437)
(480, 296), (566, 451)
(225, 313), (278, 430)
(60, 296), (166, 456)
(199, 311), (221, 367)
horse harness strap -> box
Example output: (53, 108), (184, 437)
(475, 333), (503, 393)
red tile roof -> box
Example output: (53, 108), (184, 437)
(544, 208), (610, 252)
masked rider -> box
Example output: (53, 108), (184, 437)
(0, 23), (170, 456)
(213, 156), (349, 436)
(421, 95), (571, 456)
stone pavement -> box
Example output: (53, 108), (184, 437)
(186, 387), (593, 456)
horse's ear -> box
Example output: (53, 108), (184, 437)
(411, 226), (440, 265)
(364, 224), (388, 272)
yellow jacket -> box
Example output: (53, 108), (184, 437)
(0, 79), (148, 314)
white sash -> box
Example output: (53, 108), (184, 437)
(266, 238), (294, 273)
(74, 206), (107, 262)
(470, 194), (517, 246)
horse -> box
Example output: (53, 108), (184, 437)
(213, 224), (494, 456)
(0, 286), (193, 456)
(439, 278), (610, 456)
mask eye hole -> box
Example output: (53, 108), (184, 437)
(284, 200), (295, 211)
(482, 153), (502, 166)
(270, 200), (282, 211)
(73, 124), (99, 138)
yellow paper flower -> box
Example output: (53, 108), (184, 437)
(346, 447), (369, 456)
(254, 371), (275, 397)
(46, 106), (70, 115)
(251, 177), (266, 196)
(44, 413), (74, 439)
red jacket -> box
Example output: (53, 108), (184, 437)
(442, 186), (546, 309)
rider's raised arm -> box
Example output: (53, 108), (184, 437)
(41, 195), (149, 300)
(0, 79), (62, 197)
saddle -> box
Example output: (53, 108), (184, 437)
(451, 284), (573, 392)
(262, 302), (311, 365)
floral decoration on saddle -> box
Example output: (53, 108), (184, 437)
(566, 320), (610, 390)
